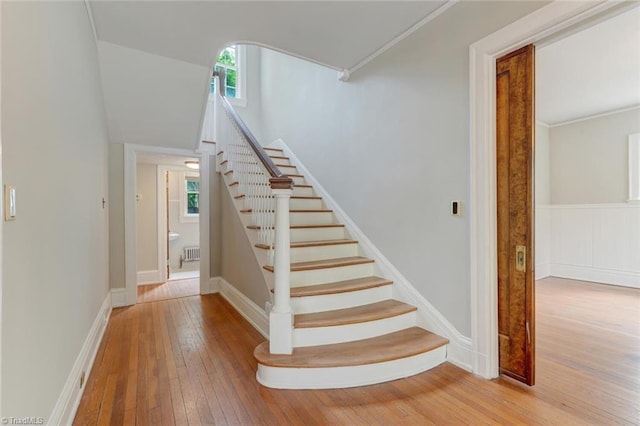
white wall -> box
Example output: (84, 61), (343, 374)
(168, 171), (199, 271)
(1, 1), (109, 418)
(108, 144), (125, 289)
(255, 1), (545, 336)
(98, 41), (211, 150)
(236, 45), (264, 143)
(549, 204), (639, 287)
(550, 108), (640, 204)
(136, 163), (158, 273)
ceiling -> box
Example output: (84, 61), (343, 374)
(89, 1), (448, 71)
(537, 6), (640, 125)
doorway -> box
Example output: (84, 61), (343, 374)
(135, 153), (201, 303)
(494, 4), (640, 385)
(470, 1), (637, 380)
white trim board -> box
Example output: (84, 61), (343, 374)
(111, 288), (127, 308)
(469, 1), (624, 379)
(549, 264), (640, 289)
(217, 277), (269, 338)
(48, 292), (111, 426)
(137, 270), (162, 286)
(271, 139), (472, 371)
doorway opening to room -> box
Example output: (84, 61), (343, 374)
(495, 5), (639, 417)
(135, 153), (201, 303)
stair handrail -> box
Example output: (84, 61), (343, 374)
(213, 69), (294, 355)
(213, 70), (292, 187)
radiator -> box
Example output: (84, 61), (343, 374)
(181, 246), (200, 266)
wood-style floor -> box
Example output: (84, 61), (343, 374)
(137, 279), (200, 304)
(75, 277), (639, 425)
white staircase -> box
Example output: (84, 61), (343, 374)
(217, 146), (449, 389)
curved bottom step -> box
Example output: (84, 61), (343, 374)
(254, 327), (448, 389)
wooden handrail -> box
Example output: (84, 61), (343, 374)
(213, 70), (293, 190)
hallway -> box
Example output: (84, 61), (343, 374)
(74, 277), (638, 424)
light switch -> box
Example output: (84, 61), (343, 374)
(4, 185), (16, 221)
(451, 200), (461, 216)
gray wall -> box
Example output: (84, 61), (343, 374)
(550, 108), (640, 204)
(220, 184), (270, 307)
(2, 1), (110, 417)
(109, 144), (125, 288)
(536, 123), (551, 205)
(254, 1), (546, 336)
(136, 163), (158, 271)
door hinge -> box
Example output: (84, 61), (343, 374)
(526, 321), (531, 345)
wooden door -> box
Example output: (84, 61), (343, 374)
(496, 44), (535, 385)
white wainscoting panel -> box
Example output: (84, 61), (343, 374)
(548, 204), (640, 288)
(535, 206), (551, 279)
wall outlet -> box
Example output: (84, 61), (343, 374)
(451, 200), (461, 216)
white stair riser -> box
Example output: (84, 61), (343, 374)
(291, 175), (306, 186)
(291, 263), (374, 287)
(273, 158), (291, 166)
(290, 243), (358, 263)
(277, 165), (298, 174)
(293, 311), (417, 348)
(291, 284), (393, 314)
(290, 198), (323, 210)
(255, 345), (447, 389)
(292, 186), (314, 197)
(290, 227), (345, 242)
(254, 211), (333, 227)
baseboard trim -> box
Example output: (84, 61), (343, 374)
(137, 269), (161, 285)
(550, 264), (640, 289)
(218, 277), (269, 338)
(203, 276), (222, 295)
(48, 292), (112, 426)
(110, 288), (128, 308)
(536, 263), (551, 280)
(271, 139), (472, 371)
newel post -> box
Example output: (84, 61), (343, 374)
(269, 177), (294, 354)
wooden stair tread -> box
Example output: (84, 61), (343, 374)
(263, 256), (373, 272)
(264, 147), (283, 153)
(248, 224), (344, 230)
(255, 239), (357, 250)
(269, 155), (289, 160)
(254, 327), (448, 368)
(287, 276), (393, 297)
(291, 196), (321, 200)
(294, 300), (416, 328)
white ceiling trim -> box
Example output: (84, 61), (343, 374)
(341, 0), (459, 81)
(548, 104), (640, 128)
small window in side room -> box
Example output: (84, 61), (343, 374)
(180, 173), (200, 223)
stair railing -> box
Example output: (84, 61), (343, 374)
(213, 70), (294, 354)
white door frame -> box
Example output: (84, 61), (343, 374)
(124, 143), (212, 305)
(469, 0), (628, 379)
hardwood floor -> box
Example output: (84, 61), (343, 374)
(75, 278), (639, 425)
(137, 278), (200, 304)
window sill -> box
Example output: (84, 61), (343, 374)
(179, 214), (199, 224)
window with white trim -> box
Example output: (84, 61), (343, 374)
(210, 45), (246, 105)
(180, 173), (200, 223)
